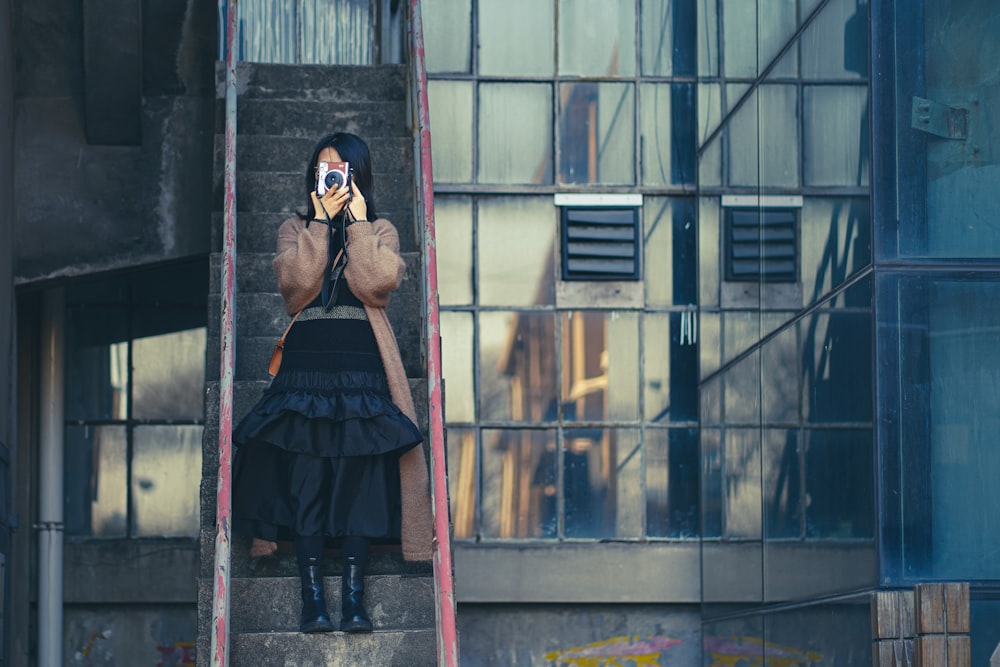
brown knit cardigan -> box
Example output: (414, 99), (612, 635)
(254, 215), (433, 562)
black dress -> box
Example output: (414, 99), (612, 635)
(232, 228), (422, 545)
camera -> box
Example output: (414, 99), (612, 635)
(316, 161), (350, 196)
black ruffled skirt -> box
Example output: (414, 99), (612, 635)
(232, 313), (421, 545)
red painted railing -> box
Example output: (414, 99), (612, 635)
(210, 0), (239, 664)
(409, 1), (460, 665)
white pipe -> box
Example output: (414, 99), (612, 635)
(38, 288), (64, 667)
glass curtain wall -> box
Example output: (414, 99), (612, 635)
(873, 0), (1000, 658)
(697, 0), (874, 661)
(424, 0), (702, 545)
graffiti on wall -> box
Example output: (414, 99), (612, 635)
(156, 641), (196, 667)
(545, 634), (682, 666)
(704, 636), (823, 667)
(544, 634), (823, 667)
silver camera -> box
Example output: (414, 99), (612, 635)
(316, 161), (350, 196)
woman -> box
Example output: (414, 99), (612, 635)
(232, 132), (432, 634)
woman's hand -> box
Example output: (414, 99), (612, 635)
(347, 178), (368, 222)
(310, 184), (351, 220)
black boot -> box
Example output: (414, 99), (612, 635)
(340, 558), (373, 633)
(299, 558), (335, 633)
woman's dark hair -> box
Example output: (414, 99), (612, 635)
(301, 132), (377, 221)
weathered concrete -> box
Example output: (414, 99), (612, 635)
(13, 0), (217, 284)
(63, 539), (199, 604)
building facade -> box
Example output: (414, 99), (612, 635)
(1, 0), (999, 664)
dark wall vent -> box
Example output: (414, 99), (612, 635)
(560, 207), (640, 281)
(724, 208), (798, 282)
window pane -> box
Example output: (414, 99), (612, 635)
(479, 311), (557, 422)
(882, 276), (1000, 580)
(478, 83), (552, 184)
(698, 197), (721, 309)
(477, 196), (555, 306)
(644, 313), (699, 423)
(646, 428), (699, 537)
(698, 84), (722, 187)
(700, 427), (722, 536)
(238, 0), (297, 64)
(480, 429), (557, 538)
(640, 0), (673, 75)
(722, 0), (797, 78)
(763, 428), (801, 539)
(558, 82), (634, 185)
(557, 0), (635, 76)
(65, 425), (127, 538)
(564, 428), (641, 539)
(65, 307), (128, 421)
(803, 86), (868, 187)
(724, 428), (763, 539)
(441, 311), (475, 422)
(645, 197), (698, 308)
(641, 84), (696, 186)
(478, 0), (553, 76)
(802, 311), (872, 423)
(428, 81), (473, 183)
(697, 0), (719, 76)
(447, 427), (477, 539)
(436, 197), (474, 305)
(132, 426), (202, 537)
(561, 311), (639, 422)
(728, 85), (799, 188)
(132, 326), (206, 421)
(761, 325), (798, 423)
(423, 0), (471, 73)
(724, 350), (761, 424)
(803, 428), (873, 538)
(800, 198), (871, 305)
(800, 0), (868, 80)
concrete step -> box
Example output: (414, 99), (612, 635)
(197, 627), (436, 667)
(219, 62), (407, 104)
(196, 575), (434, 634)
(215, 135), (412, 176)
(209, 208), (417, 254)
(215, 100), (407, 140)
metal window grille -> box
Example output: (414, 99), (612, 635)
(560, 207), (640, 281)
(724, 208), (798, 282)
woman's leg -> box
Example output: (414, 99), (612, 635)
(340, 535), (373, 633)
(295, 535), (334, 633)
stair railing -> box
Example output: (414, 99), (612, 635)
(407, 1), (460, 665)
(210, 0), (239, 664)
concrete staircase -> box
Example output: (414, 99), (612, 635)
(197, 62), (435, 666)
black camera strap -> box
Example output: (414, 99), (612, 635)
(319, 206), (351, 311)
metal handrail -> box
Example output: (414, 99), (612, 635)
(408, 1), (459, 665)
(210, 0), (239, 664)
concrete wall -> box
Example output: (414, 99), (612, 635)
(12, 0), (217, 284)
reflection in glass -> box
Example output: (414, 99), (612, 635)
(640, 0), (673, 75)
(478, 83), (553, 184)
(800, 198), (871, 305)
(647, 428), (699, 537)
(65, 426), (127, 538)
(561, 311), (639, 422)
(557, 0), (635, 76)
(559, 82), (635, 185)
(478, 0), (553, 76)
(728, 85), (799, 188)
(446, 427), (477, 539)
(699, 312), (721, 379)
(702, 617), (765, 665)
(132, 426), (202, 537)
(564, 428), (641, 538)
(700, 428), (722, 537)
(760, 599), (872, 664)
(428, 81), (473, 183)
(764, 428), (802, 539)
(802, 311), (872, 423)
(698, 197), (721, 309)
(477, 197), (555, 306)
(441, 311), (475, 422)
(722, 0), (797, 78)
(133, 327), (206, 421)
(641, 84), (696, 186)
(479, 311), (557, 423)
(803, 86), (869, 187)
(725, 428), (763, 539)
(761, 326), (798, 424)
(422, 0), (471, 73)
(800, 0), (869, 80)
(644, 313), (698, 423)
(698, 84), (722, 187)
(803, 428), (873, 538)
(480, 429), (557, 538)
(435, 197), (473, 305)
(724, 350), (761, 424)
